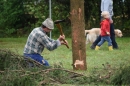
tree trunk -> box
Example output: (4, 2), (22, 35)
(70, 0), (87, 70)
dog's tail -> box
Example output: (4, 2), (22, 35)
(86, 33), (97, 44)
(85, 30), (90, 36)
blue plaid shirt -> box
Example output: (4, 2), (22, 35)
(23, 27), (61, 54)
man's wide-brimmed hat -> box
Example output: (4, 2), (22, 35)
(42, 18), (54, 29)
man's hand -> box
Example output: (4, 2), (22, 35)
(58, 35), (69, 48)
(58, 35), (65, 41)
(60, 40), (68, 45)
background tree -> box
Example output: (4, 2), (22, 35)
(0, 0), (130, 37)
(0, 0), (26, 36)
(70, 0), (87, 70)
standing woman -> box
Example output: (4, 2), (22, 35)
(90, 0), (118, 49)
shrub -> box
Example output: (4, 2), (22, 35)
(111, 65), (130, 85)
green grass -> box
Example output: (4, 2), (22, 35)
(0, 37), (130, 74)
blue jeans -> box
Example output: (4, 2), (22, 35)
(24, 53), (49, 66)
(97, 36), (112, 46)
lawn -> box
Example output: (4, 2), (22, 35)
(0, 37), (130, 74)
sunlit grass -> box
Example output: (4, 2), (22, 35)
(0, 37), (130, 75)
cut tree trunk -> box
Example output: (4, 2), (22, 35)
(70, 0), (87, 70)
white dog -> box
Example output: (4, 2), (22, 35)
(85, 28), (123, 44)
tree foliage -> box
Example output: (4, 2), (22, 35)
(0, 0), (130, 37)
(0, 0), (25, 33)
(1, 49), (130, 85)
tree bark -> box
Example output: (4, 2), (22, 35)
(70, 0), (87, 70)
